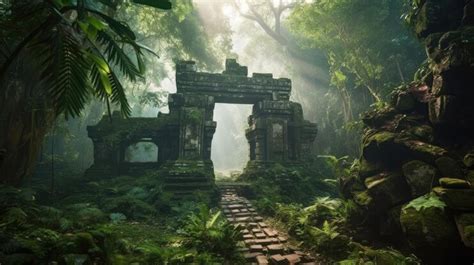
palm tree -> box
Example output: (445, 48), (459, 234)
(0, 0), (171, 186)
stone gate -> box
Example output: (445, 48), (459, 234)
(86, 59), (317, 195)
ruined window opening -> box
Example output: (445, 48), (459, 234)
(124, 141), (159, 163)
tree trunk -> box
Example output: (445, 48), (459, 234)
(0, 64), (57, 186)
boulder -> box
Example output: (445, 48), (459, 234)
(405, 125), (434, 143)
(397, 139), (448, 163)
(435, 156), (464, 179)
(379, 205), (403, 239)
(359, 158), (382, 180)
(402, 160), (437, 197)
(366, 173), (411, 211)
(433, 187), (474, 211)
(400, 195), (461, 263)
(455, 213), (474, 248)
(362, 131), (398, 163)
(464, 152), (474, 168)
(439, 177), (471, 189)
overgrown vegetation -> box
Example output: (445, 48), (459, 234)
(0, 172), (243, 264)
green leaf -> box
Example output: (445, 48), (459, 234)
(132, 0), (172, 10)
(91, 11), (136, 41)
(97, 31), (141, 81)
(86, 16), (108, 31)
(403, 194), (447, 212)
(87, 52), (112, 95)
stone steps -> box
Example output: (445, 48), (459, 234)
(219, 187), (319, 265)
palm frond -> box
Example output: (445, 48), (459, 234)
(44, 28), (91, 118)
(98, 31), (141, 81)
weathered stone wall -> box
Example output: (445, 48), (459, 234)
(86, 59), (318, 197)
(342, 1), (474, 263)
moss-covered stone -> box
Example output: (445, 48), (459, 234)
(435, 156), (464, 179)
(400, 197), (461, 263)
(398, 139), (447, 163)
(455, 213), (474, 248)
(433, 187), (474, 211)
(358, 158), (381, 181)
(439, 177), (471, 189)
(366, 173), (411, 211)
(395, 91), (416, 112)
(402, 160), (437, 197)
(353, 190), (374, 208)
(362, 131), (398, 163)
(406, 125), (434, 143)
(464, 152), (474, 168)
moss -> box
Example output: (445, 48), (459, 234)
(433, 187), (474, 211)
(399, 140), (447, 163)
(353, 191), (373, 207)
(358, 159), (380, 180)
(464, 152), (474, 168)
(439, 177), (470, 189)
(400, 197), (460, 262)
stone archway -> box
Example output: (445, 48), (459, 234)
(86, 59), (317, 195)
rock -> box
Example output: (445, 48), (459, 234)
(439, 177), (471, 189)
(400, 196), (461, 263)
(267, 244), (284, 255)
(359, 158), (382, 180)
(395, 91), (416, 112)
(435, 156), (464, 179)
(256, 255), (269, 265)
(367, 173), (411, 211)
(270, 254), (287, 265)
(406, 125), (434, 143)
(378, 205), (403, 239)
(402, 160), (437, 197)
(433, 187), (474, 211)
(464, 152), (474, 168)
(455, 214), (474, 248)
(398, 139), (448, 163)
(283, 254), (301, 264)
(362, 131), (398, 163)
(250, 244), (264, 252)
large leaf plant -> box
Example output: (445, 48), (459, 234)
(0, 0), (171, 118)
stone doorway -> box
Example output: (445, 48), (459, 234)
(85, 59), (318, 196)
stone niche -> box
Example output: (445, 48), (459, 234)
(86, 59), (317, 196)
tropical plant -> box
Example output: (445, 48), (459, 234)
(0, 0), (170, 186)
(1, 0), (170, 118)
(182, 204), (242, 261)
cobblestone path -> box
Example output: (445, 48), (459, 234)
(220, 186), (320, 265)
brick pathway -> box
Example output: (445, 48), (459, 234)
(220, 187), (319, 265)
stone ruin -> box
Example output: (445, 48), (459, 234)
(85, 59), (317, 195)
